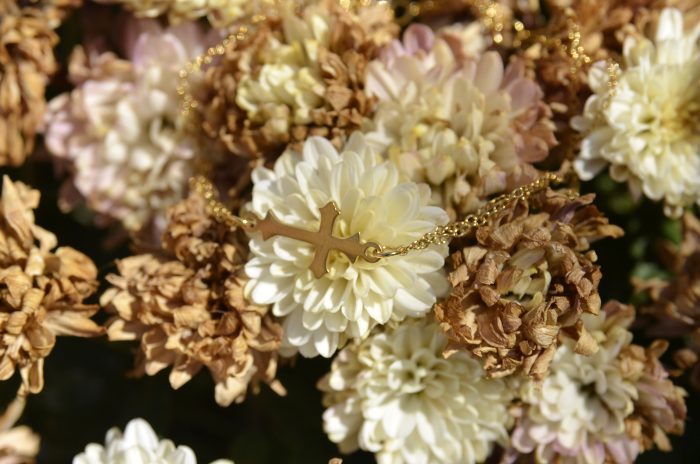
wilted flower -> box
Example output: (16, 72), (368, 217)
(572, 8), (700, 217)
(0, 176), (102, 394)
(0, 2), (58, 166)
(101, 193), (284, 407)
(44, 18), (206, 236)
(196, 0), (397, 161)
(637, 213), (700, 387)
(0, 392), (40, 464)
(508, 301), (686, 464)
(92, 0), (267, 27)
(434, 189), (623, 379)
(73, 417), (234, 464)
(244, 134), (449, 358)
(0, 426), (39, 464)
(319, 317), (513, 464)
(365, 23), (556, 217)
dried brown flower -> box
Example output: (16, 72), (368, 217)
(0, 391), (39, 464)
(0, 0), (80, 166)
(0, 2), (57, 166)
(620, 337), (687, 454)
(195, 0), (397, 164)
(637, 213), (700, 387)
(101, 192), (285, 406)
(434, 189), (623, 379)
(0, 176), (102, 394)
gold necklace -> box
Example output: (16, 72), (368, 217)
(190, 173), (565, 278)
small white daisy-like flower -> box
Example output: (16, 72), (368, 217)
(572, 8), (700, 217)
(72, 418), (233, 464)
(244, 133), (449, 358)
(319, 317), (513, 464)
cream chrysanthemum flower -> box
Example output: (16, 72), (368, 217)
(73, 418), (233, 464)
(365, 23), (555, 216)
(319, 317), (513, 464)
(572, 8), (700, 217)
(234, 3), (331, 136)
(244, 134), (449, 358)
(511, 309), (639, 464)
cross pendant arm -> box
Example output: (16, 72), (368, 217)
(249, 202), (379, 278)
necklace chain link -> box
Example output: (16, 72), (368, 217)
(190, 173), (565, 261)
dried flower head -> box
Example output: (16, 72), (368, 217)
(572, 8), (700, 217)
(101, 192), (284, 406)
(195, 0), (397, 162)
(434, 189), (623, 379)
(0, 392), (40, 464)
(44, 19), (206, 237)
(0, 176), (102, 394)
(508, 301), (686, 464)
(0, 2), (58, 166)
(365, 23), (556, 217)
(92, 0), (262, 27)
(637, 213), (700, 387)
(319, 317), (513, 464)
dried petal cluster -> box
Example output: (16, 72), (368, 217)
(93, 0), (263, 27)
(638, 213), (700, 386)
(0, 425), (39, 464)
(435, 189), (623, 379)
(0, 1), (58, 166)
(0, 393), (40, 464)
(0, 176), (101, 394)
(195, 0), (397, 162)
(509, 302), (686, 463)
(101, 193), (284, 406)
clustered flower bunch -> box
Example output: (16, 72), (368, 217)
(0, 0), (699, 462)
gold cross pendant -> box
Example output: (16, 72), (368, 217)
(248, 203), (380, 278)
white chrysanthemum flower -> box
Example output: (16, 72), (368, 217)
(511, 313), (640, 464)
(319, 317), (513, 464)
(244, 134), (449, 358)
(235, 4), (330, 136)
(72, 418), (233, 464)
(44, 19), (204, 235)
(572, 8), (700, 217)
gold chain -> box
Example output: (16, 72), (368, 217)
(190, 173), (564, 260)
(369, 173), (562, 257)
(603, 59), (620, 110)
(189, 176), (256, 231)
(177, 25), (253, 120)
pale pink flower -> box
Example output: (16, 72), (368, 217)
(365, 24), (556, 216)
(44, 19), (207, 237)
